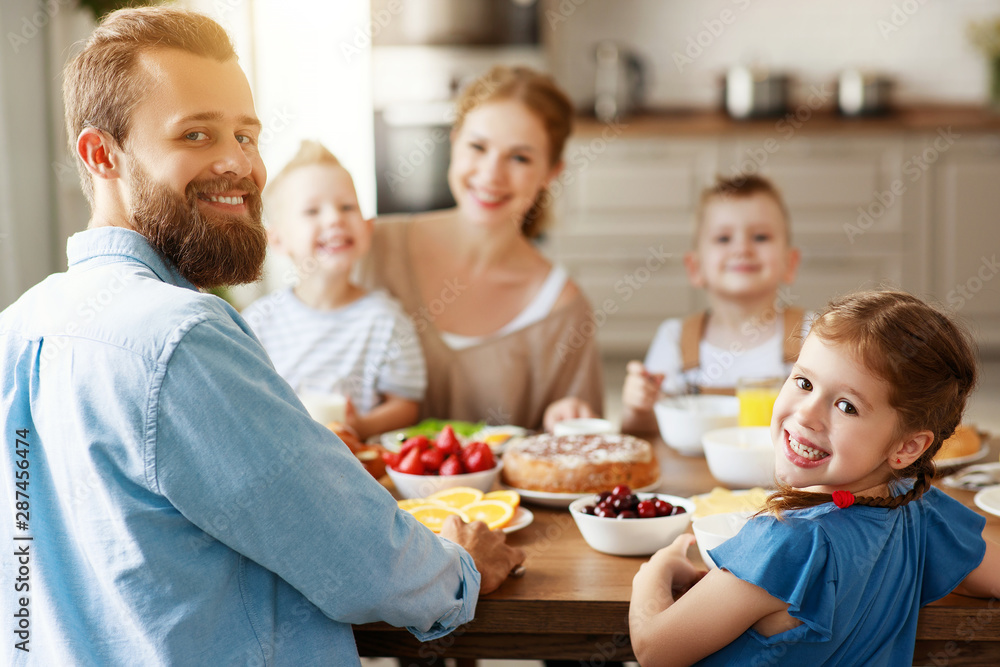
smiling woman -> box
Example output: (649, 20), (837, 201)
(360, 66), (604, 433)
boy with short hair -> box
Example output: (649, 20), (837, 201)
(243, 140), (425, 440)
(621, 175), (806, 433)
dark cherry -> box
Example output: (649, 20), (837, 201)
(653, 499), (674, 517)
(581, 505), (597, 516)
(669, 506), (687, 516)
(617, 510), (638, 519)
(595, 506), (616, 518)
(637, 500), (658, 518)
(596, 491), (612, 504)
(611, 484), (632, 498)
(611, 496), (632, 513)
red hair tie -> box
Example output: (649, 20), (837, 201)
(832, 490), (855, 509)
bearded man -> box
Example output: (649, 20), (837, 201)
(0, 7), (522, 665)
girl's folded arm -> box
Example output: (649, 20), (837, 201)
(953, 538), (1000, 599)
(630, 563), (790, 667)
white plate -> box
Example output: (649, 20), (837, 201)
(941, 463), (1000, 491)
(973, 485), (1000, 517)
(935, 444), (990, 469)
(502, 506), (534, 533)
(501, 480), (662, 508)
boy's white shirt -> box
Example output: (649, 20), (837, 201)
(644, 314), (812, 394)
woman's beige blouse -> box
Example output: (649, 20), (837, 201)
(360, 218), (604, 431)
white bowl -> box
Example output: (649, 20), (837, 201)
(692, 511), (752, 569)
(702, 426), (776, 488)
(568, 493), (695, 556)
(654, 395), (739, 456)
(552, 418), (617, 437)
(387, 461), (503, 499)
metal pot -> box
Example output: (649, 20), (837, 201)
(838, 70), (894, 116)
(724, 66), (790, 119)
(593, 41), (645, 122)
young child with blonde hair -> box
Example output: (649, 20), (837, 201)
(243, 140), (425, 439)
(622, 174), (804, 433)
(630, 290), (998, 666)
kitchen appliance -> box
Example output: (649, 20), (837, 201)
(724, 66), (790, 119)
(593, 41), (645, 122)
(370, 0), (538, 46)
(837, 70), (894, 116)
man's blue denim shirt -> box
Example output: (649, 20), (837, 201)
(0, 227), (479, 665)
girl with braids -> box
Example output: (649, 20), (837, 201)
(630, 290), (1000, 667)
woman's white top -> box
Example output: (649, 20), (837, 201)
(439, 265), (569, 350)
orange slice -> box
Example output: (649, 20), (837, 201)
(427, 486), (485, 509)
(398, 498), (442, 511)
(461, 500), (515, 531)
(408, 505), (469, 533)
(483, 489), (521, 509)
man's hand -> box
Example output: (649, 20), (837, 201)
(440, 516), (525, 595)
(542, 396), (597, 432)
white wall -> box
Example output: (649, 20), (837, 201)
(0, 0), (66, 309)
(542, 0), (1000, 111)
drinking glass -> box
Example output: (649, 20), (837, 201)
(736, 377), (784, 428)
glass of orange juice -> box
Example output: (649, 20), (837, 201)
(736, 377), (784, 427)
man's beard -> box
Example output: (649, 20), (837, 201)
(127, 162), (267, 289)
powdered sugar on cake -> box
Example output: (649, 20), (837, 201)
(508, 434), (653, 468)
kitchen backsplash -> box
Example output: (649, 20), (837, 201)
(541, 0), (1000, 112)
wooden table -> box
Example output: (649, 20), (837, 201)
(355, 436), (1000, 664)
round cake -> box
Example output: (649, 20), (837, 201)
(501, 433), (660, 494)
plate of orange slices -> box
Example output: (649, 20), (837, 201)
(398, 487), (532, 534)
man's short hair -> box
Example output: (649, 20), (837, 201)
(63, 7), (237, 204)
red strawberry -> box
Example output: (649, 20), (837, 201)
(420, 446), (444, 474)
(399, 435), (430, 458)
(435, 425), (461, 457)
(381, 450), (401, 469)
(439, 454), (465, 476)
(464, 443), (495, 473)
(396, 446), (425, 475)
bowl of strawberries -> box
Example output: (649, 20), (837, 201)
(383, 425), (502, 499)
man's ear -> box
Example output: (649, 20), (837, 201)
(76, 128), (120, 180)
(890, 430), (934, 470)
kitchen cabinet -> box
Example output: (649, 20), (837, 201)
(926, 131), (1000, 348)
(545, 109), (1000, 356)
(545, 128), (922, 356)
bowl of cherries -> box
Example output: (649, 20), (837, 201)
(568, 485), (695, 556)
